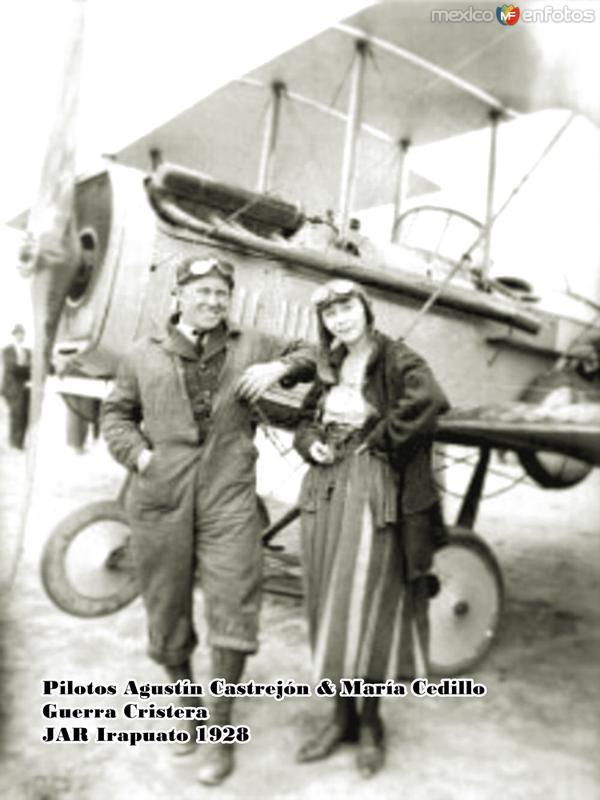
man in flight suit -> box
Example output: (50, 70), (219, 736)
(102, 257), (314, 784)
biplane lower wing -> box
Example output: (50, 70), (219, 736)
(436, 404), (600, 466)
(50, 373), (600, 466)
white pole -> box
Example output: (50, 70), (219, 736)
(392, 138), (411, 243)
(483, 109), (500, 276)
(338, 40), (368, 234)
(257, 81), (286, 193)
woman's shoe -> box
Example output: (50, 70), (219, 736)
(356, 719), (385, 778)
(296, 715), (359, 763)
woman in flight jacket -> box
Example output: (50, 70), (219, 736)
(293, 279), (450, 777)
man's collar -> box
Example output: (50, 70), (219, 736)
(165, 325), (197, 359)
(154, 318), (241, 359)
(176, 320), (198, 345)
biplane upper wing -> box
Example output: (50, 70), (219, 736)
(116, 1), (599, 212)
(436, 401), (600, 466)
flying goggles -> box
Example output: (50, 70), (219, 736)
(310, 279), (362, 308)
(176, 257), (235, 288)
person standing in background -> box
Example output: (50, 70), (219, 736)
(1, 324), (31, 450)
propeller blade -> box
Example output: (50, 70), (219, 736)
(2, 3), (86, 592)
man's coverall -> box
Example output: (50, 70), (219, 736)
(102, 321), (313, 665)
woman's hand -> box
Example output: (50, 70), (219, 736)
(309, 440), (335, 464)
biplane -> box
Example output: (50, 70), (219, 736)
(12, 1), (600, 677)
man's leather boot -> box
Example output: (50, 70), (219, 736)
(196, 647), (246, 786)
(356, 696), (385, 778)
(165, 660), (200, 756)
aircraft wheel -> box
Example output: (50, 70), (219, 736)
(517, 371), (592, 488)
(429, 528), (503, 676)
(517, 449), (591, 489)
(41, 501), (139, 618)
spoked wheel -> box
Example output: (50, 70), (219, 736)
(429, 528), (504, 676)
(41, 500), (140, 617)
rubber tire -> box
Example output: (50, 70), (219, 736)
(41, 495), (272, 618)
(41, 500), (140, 618)
(516, 370), (592, 489)
(517, 449), (591, 489)
(429, 527), (504, 677)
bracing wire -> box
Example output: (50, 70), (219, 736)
(433, 445), (536, 499)
(402, 113), (577, 341)
(328, 47), (358, 112)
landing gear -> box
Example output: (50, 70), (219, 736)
(429, 445), (504, 675)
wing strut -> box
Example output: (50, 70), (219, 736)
(335, 23), (516, 117)
(392, 138), (411, 242)
(339, 39), (368, 233)
(257, 81), (286, 193)
(482, 110), (501, 277)
(456, 447), (491, 529)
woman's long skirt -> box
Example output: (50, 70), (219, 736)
(299, 449), (435, 683)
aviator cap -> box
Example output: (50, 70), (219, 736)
(176, 257), (235, 289)
(311, 279), (374, 323)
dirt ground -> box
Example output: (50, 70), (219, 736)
(0, 396), (599, 800)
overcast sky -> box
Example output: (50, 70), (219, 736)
(0, 0), (373, 222)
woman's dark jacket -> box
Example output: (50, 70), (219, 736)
(293, 330), (450, 515)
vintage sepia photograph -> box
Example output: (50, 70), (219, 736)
(1, 1), (599, 798)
